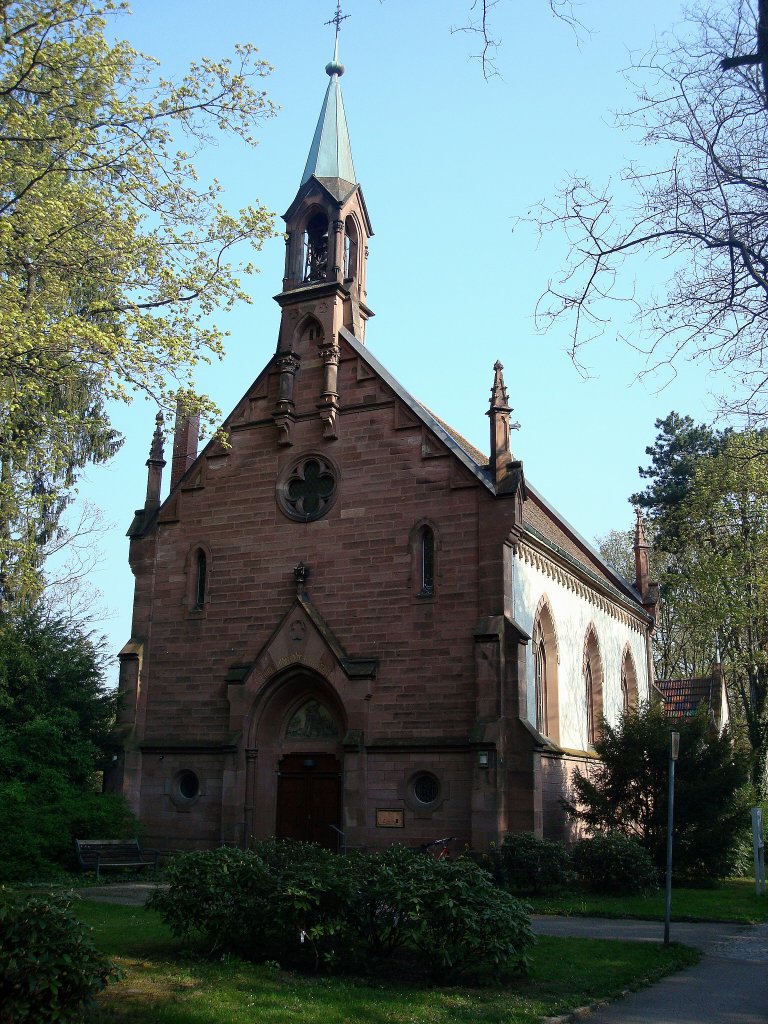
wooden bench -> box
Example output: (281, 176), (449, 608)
(74, 838), (160, 879)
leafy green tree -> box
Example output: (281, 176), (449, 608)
(673, 430), (768, 795)
(597, 523), (714, 680)
(568, 702), (752, 881)
(0, 606), (135, 879)
(0, 0), (275, 600)
(626, 416), (768, 791)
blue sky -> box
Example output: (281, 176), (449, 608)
(71, 0), (721, 677)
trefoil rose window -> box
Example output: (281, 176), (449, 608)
(278, 455), (338, 521)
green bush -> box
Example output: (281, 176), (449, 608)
(568, 702), (752, 882)
(149, 844), (353, 969)
(0, 891), (119, 1023)
(150, 840), (534, 982)
(572, 832), (659, 894)
(0, 779), (136, 881)
(0, 607), (138, 883)
(407, 857), (534, 981)
(343, 844), (426, 962)
(494, 832), (575, 895)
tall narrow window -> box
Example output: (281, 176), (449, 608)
(303, 213), (328, 282)
(621, 649), (638, 713)
(421, 527), (435, 596)
(343, 216), (358, 280)
(534, 625), (548, 733)
(531, 598), (559, 741)
(585, 660), (595, 744)
(583, 627), (603, 748)
(195, 549), (207, 609)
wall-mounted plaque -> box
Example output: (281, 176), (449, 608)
(376, 808), (404, 828)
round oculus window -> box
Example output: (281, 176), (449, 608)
(277, 455), (338, 521)
(412, 772), (440, 806)
(177, 770), (200, 801)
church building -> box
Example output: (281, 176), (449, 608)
(113, 39), (658, 853)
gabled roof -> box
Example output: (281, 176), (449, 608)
(134, 321), (648, 622)
(301, 67), (356, 191)
(657, 673), (724, 721)
(339, 327), (493, 491)
(339, 327), (650, 617)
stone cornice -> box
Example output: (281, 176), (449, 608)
(518, 534), (652, 632)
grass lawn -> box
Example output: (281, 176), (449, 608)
(73, 901), (699, 1024)
(528, 878), (768, 924)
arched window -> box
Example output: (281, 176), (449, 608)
(531, 597), (559, 741)
(303, 212), (329, 282)
(585, 660), (595, 743)
(409, 520), (438, 599)
(621, 648), (638, 713)
(583, 627), (604, 748)
(420, 526), (435, 596)
(194, 549), (207, 609)
(343, 216), (358, 280)
(534, 622), (548, 733)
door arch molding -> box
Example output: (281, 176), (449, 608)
(244, 667), (347, 848)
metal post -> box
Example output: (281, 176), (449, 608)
(664, 731), (679, 945)
(753, 807), (766, 896)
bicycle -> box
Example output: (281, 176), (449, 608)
(419, 835), (456, 861)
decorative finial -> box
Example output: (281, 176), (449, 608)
(148, 411), (165, 463)
(488, 361), (519, 428)
(325, 1), (349, 76)
(490, 361), (509, 407)
(634, 506), (648, 547)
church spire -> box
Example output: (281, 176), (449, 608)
(301, 3), (356, 192)
(276, 4), (374, 371)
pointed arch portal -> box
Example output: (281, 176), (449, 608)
(246, 668), (345, 851)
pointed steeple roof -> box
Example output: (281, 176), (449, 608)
(301, 30), (356, 198)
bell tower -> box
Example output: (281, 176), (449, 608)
(272, 9), (373, 445)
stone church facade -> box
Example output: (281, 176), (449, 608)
(113, 49), (657, 854)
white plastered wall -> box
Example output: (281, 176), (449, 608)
(510, 543), (651, 750)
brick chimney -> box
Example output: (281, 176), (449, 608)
(170, 398), (200, 490)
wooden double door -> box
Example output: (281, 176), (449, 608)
(275, 752), (341, 851)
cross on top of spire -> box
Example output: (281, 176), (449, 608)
(325, 2), (350, 64)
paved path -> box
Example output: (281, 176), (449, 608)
(533, 915), (768, 1024)
(76, 883), (162, 905)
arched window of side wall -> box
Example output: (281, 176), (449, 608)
(194, 549), (207, 609)
(621, 647), (639, 713)
(185, 542), (212, 613)
(583, 626), (604, 748)
(421, 526), (435, 596)
(343, 216), (359, 280)
(532, 596), (560, 743)
(409, 520), (438, 598)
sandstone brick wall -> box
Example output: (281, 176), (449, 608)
(124, 332), (525, 849)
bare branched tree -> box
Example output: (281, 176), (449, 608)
(533, 0), (768, 422)
(40, 502), (112, 625)
(450, 0), (587, 78)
